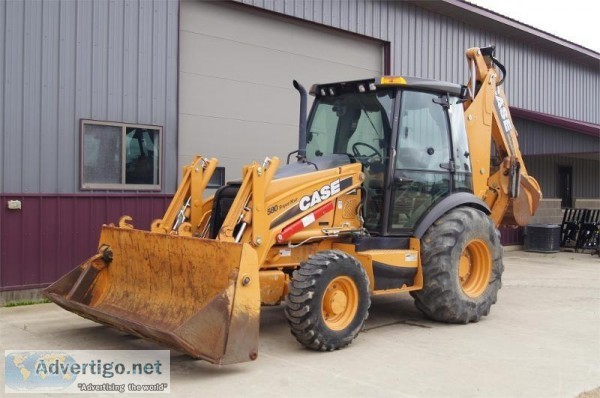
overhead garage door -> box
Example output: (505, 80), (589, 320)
(179, 1), (384, 180)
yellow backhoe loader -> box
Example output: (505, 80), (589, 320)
(45, 46), (541, 365)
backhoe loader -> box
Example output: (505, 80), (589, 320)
(45, 46), (541, 365)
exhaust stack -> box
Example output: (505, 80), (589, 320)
(293, 80), (307, 160)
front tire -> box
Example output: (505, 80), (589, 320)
(285, 250), (370, 351)
(411, 207), (503, 323)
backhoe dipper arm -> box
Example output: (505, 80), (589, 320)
(464, 46), (541, 227)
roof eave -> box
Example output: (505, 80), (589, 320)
(407, 0), (599, 67)
(511, 107), (600, 137)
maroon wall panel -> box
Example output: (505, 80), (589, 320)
(0, 194), (172, 291)
(0, 194), (525, 291)
(499, 226), (524, 246)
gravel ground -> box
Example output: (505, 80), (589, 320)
(1, 250), (599, 397)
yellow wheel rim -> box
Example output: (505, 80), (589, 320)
(321, 276), (359, 331)
(458, 239), (492, 298)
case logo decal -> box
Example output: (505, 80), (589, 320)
(299, 180), (341, 212)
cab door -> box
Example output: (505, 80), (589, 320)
(388, 91), (452, 233)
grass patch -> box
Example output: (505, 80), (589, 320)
(3, 298), (51, 307)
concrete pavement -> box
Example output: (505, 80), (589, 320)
(1, 250), (599, 397)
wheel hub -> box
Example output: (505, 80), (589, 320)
(321, 276), (359, 331)
(459, 252), (472, 282)
(459, 239), (492, 298)
(325, 289), (348, 315)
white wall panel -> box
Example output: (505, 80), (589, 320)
(179, 0), (384, 180)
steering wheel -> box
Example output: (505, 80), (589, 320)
(352, 142), (383, 165)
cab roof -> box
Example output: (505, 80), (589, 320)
(309, 76), (466, 98)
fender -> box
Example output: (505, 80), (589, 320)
(413, 192), (491, 239)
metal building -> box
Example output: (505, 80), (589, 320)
(0, 0), (598, 298)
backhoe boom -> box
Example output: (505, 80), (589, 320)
(464, 46), (541, 226)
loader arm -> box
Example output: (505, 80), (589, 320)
(151, 155), (218, 235)
(217, 157), (280, 246)
(463, 46), (541, 226)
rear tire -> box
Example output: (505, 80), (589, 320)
(411, 207), (503, 323)
(285, 250), (370, 351)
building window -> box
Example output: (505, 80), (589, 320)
(81, 120), (162, 190)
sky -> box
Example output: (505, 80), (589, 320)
(467, 0), (600, 52)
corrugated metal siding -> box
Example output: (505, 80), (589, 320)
(0, 0), (179, 194)
(0, 194), (171, 290)
(0, 1), (3, 195)
(515, 118), (600, 156)
(524, 155), (600, 200)
(236, 0), (599, 125)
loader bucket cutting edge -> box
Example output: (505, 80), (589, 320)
(43, 226), (260, 365)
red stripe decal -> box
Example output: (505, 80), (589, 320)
(276, 201), (335, 243)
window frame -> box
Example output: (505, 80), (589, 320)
(79, 119), (163, 191)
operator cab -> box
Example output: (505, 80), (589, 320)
(304, 77), (473, 236)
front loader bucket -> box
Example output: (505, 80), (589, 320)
(43, 226), (260, 365)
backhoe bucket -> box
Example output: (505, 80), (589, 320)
(43, 226), (260, 365)
(505, 174), (543, 226)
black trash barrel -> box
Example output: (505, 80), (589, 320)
(524, 224), (561, 253)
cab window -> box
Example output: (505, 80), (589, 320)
(306, 89), (395, 159)
(391, 91), (451, 231)
(449, 96), (473, 192)
(305, 89), (396, 231)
